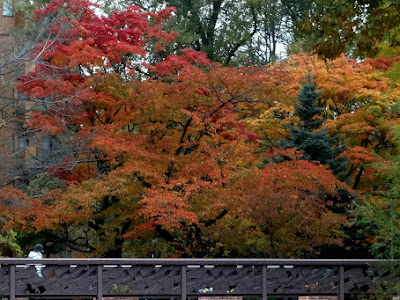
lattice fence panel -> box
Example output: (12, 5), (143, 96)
(187, 265), (262, 296)
(15, 265), (97, 296)
(0, 265), (9, 295)
(266, 266), (339, 295)
(343, 265), (390, 294)
(102, 265), (181, 296)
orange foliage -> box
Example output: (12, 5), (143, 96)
(3, 0), (398, 257)
(2, 0), (262, 256)
(195, 159), (349, 257)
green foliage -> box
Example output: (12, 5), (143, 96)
(355, 198), (400, 260)
(0, 230), (22, 257)
(16, 229), (67, 257)
(354, 197), (400, 297)
(376, 43), (400, 58)
(353, 126), (400, 296)
(98, 0), (400, 61)
(294, 78), (323, 130)
(294, 0), (400, 59)
(101, 0), (291, 65)
(286, 38), (314, 56)
(20, 173), (64, 198)
(384, 61), (400, 83)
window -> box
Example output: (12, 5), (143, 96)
(3, 0), (13, 17)
(41, 136), (59, 151)
(41, 136), (52, 151)
(18, 91), (27, 102)
(18, 135), (29, 148)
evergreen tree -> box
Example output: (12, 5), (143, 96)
(279, 78), (371, 259)
(281, 77), (348, 181)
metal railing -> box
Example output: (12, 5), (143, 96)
(0, 258), (385, 299)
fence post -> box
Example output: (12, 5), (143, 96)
(181, 265), (187, 300)
(97, 264), (103, 300)
(262, 265), (267, 300)
(9, 264), (15, 300)
(339, 265), (344, 300)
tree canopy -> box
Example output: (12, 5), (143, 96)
(0, 0), (399, 259)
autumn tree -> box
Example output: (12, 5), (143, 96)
(1, 0), (355, 257)
(0, 0), (269, 257)
(1, 0), (399, 259)
(190, 149), (349, 258)
(247, 54), (399, 191)
(242, 55), (400, 257)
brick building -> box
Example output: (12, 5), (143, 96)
(0, 0), (19, 186)
(0, 0), (45, 186)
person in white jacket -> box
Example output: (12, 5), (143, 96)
(28, 244), (44, 278)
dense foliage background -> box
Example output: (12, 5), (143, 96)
(0, 0), (400, 259)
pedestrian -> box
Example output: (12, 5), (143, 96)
(27, 244), (46, 299)
(28, 244), (44, 278)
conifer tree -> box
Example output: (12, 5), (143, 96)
(281, 76), (348, 181)
(279, 78), (369, 258)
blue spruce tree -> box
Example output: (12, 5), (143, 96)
(281, 76), (348, 181)
(280, 77), (372, 258)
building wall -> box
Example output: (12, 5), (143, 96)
(0, 1), (61, 187)
(0, 0), (17, 185)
